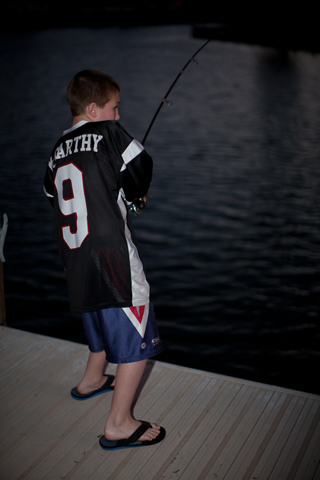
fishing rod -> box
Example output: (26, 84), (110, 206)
(141, 37), (212, 146)
(130, 38), (212, 215)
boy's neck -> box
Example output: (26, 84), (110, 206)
(72, 114), (91, 126)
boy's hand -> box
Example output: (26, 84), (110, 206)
(129, 195), (148, 215)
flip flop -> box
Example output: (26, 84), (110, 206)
(71, 374), (115, 400)
(99, 421), (166, 450)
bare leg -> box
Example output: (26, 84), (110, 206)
(104, 359), (160, 442)
(77, 350), (114, 395)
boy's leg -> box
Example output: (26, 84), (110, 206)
(104, 359), (161, 442)
(76, 350), (115, 395)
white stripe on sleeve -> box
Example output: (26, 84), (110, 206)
(120, 139), (144, 172)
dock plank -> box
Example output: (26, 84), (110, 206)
(0, 326), (319, 480)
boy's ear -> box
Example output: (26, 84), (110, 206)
(87, 102), (98, 119)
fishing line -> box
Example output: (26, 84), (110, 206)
(141, 38), (212, 146)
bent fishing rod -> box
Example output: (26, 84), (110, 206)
(129, 37), (212, 215)
(141, 37), (212, 146)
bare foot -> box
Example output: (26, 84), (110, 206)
(105, 419), (161, 442)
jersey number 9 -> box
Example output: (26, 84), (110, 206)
(54, 163), (89, 249)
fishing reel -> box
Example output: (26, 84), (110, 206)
(129, 197), (147, 216)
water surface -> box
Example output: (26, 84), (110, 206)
(1, 25), (319, 394)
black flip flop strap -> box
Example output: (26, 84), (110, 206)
(125, 421), (151, 445)
(103, 374), (115, 389)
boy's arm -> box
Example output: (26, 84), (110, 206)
(43, 158), (55, 206)
(119, 145), (152, 202)
(109, 123), (153, 202)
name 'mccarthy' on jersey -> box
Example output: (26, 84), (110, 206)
(44, 120), (153, 313)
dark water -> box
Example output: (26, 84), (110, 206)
(1, 25), (320, 394)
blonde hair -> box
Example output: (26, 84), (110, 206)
(67, 70), (120, 116)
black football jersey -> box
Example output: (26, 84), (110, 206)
(44, 120), (152, 312)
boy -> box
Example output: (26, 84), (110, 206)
(44, 70), (165, 450)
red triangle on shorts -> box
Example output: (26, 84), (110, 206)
(129, 306), (146, 324)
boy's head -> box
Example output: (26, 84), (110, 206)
(67, 70), (120, 121)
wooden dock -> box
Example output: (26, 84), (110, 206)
(0, 325), (319, 479)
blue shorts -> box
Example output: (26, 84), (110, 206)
(82, 303), (163, 364)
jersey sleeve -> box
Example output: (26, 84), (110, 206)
(107, 122), (153, 202)
(43, 156), (55, 206)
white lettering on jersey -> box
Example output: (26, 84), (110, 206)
(80, 134), (91, 151)
(92, 134), (103, 152)
(54, 134), (103, 160)
(65, 139), (73, 156)
(73, 135), (82, 153)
